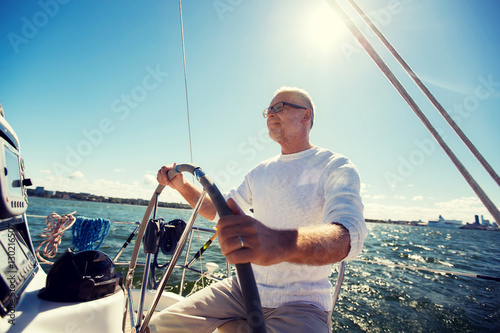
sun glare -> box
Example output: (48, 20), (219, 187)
(302, 4), (347, 55)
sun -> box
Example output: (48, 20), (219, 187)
(301, 3), (348, 55)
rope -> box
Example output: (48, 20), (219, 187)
(71, 216), (111, 252)
(345, 0), (500, 188)
(327, 0), (500, 223)
(28, 214), (138, 224)
(35, 211), (77, 265)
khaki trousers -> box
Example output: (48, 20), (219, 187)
(149, 276), (330, 333)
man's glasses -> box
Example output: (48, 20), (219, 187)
(263, 102), (308, 118)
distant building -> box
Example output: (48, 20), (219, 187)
(462, 215), (499, 231)
(481, 215), (491, 227)
(33, 186), (56, 196)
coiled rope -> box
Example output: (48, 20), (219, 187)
(72, 216), (110, 252)
(36, 211), (77, 265)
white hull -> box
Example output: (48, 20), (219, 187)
(428, 216), (462, 229)
(1, 268), (184, 333)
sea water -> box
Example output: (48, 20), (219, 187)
(26, 197), (499, 332)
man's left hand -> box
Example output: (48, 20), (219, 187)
(216, 199), (296, 266)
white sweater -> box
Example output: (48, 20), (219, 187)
(227, 146), (367, 311)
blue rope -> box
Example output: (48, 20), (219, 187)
(71, 216), (111, 252)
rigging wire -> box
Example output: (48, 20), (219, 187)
(344, 0), (500, 188)
(177, 0), (208, 291)
(177, 0), (207, 292)
(328, 0), (500, 223)
(178, 0), (194, 165)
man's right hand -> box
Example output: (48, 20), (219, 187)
(157, 163), (185, 190)
(157, 163), (217, 220)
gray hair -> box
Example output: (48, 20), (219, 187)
(273, 86), (315, 128)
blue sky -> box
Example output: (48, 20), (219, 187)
(1, 0), (499, 223)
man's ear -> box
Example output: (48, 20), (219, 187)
(302, 109), (312, 124)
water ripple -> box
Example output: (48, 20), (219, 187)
(27, 198), (500, 333)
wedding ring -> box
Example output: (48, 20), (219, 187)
(238, 236), (245, 248)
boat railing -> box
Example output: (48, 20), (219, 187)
(28, 210), (347, 306)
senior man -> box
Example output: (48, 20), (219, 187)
(151, 87), (367, 332)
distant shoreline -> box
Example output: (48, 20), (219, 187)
(27, 190), (497, 230)
(27, 189), (191, 210)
